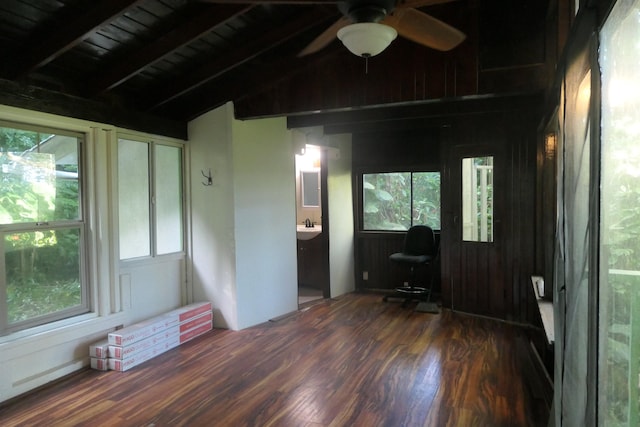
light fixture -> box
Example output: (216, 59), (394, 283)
(337, 22), (397, 58)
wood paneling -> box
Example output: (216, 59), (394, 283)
(441, 108), (539, 323)
(342, 94), (541, 324)
(0, 293), (549, 426)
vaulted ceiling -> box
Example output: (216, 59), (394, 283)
(0, 0), (553, 139)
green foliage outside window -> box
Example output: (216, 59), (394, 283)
(363, 172), (440, 231)
(1, 126), (83, 328)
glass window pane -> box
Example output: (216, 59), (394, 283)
(4, 228), (82, 324)
(599, 2), (640, 424)
(118, 139), (150, 259)
(462, 156), (493, 242)
(412, 172), (441, 229)
(0, 128), (80, 224)
(154, 144), (183, 255)
(363, 172), (411, 230)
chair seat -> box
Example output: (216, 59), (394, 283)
(389, 253), (432, 264)
(395, 286), (428, 295)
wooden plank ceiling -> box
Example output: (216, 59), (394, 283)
(0, 0), (550, 138)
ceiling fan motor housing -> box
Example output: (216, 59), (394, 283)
(339, 0), (397, 23)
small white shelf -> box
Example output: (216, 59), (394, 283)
(531, 275), (554, 345)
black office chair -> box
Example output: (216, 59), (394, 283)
(384, 225), (437, 306)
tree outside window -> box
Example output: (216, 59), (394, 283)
(0, 124), (87, 334)
(363, 171), (440, 231)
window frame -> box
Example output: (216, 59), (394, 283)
(117, 134), (185, 263)
(358, 167), (442, 233)
(0, 120), (90, 335)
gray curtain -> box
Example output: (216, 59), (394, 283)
(553, 19), (595, 427)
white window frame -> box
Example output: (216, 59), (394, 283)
(0, 120), (90, 335)
(117, 134), (185, 263)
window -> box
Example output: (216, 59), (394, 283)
(118, 137), (183, 260)
(462, 156), (494, 242)
(0, 122), (88, 334)
(599, 2), (640, 424)
(362, 171), (440, 231)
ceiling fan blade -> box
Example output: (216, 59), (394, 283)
(397, 0), (457, 8)
(297, 16), (350, 57)
(383, 8), (465, 51)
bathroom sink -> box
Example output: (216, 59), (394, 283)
(297, 224), (322, 240)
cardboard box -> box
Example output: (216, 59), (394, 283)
(90, 357), (109, 371)
(173, 302), (212, 323)
(109, 326), (181, 359)
(109, 311), (212, 359)
(108, 335), (182, 371)
(108, 302), (212, 346)
(179, 311), (213, 333)
(108, 320), (212, 371)
(108, 314), (178, 346)
(179, 320), (212, 343)
(89, 339), (110, 359)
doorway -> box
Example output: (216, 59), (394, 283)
(295, 144), (329, 306)
(445, 144), (506, 318)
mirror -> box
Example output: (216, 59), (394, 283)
(301, 170), (320, 207)
(462, 156), (493, 242)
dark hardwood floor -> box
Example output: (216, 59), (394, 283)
(0, 293), (549, 426)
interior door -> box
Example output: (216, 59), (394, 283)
(443, 145), (506, 318)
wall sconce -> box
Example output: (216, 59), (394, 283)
(545, 133), (556, 160)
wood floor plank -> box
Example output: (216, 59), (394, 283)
(0, 293), (549, 426)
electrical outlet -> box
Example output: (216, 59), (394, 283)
(403, 281), (409, 287)
(363, 271), (368, 281)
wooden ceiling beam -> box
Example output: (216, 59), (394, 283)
(8, 0), (143, 79)
(85, 4), (253, 95)
(144, 8), (338, 111)
(159, 44), (342, 121)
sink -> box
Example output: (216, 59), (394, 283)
(297, 224), (322, 240)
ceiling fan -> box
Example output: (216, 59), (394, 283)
(298, 0), (466, 58)
(199, 0), (465, 58)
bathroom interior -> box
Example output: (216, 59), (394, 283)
(295, 144), (325, 306)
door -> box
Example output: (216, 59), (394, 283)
(443, 144), (506, 318)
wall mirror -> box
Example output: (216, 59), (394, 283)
(301, 170), (320, 207)
(462, 156), (494, 242)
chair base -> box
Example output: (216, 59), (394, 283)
(383, 286), (431, 307)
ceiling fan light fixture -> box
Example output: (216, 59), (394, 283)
(337, 23), (397, 58)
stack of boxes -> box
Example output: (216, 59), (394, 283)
(89, 301), (212, 371)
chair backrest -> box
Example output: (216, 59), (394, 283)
(403, 225), (436, 256)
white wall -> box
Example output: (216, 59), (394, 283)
(188, 103), (298, 330)
(231, 117), (298, 329)
(188, 104), (238, 329)
(326, 134), (356, 297)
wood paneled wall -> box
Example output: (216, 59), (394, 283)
(236, 0), (552, 120)
(346, 96), (541, 324)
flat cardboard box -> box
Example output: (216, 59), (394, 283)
(108, 302), (211, 346)
(108, 336), (182, 371)
(89, 339), (110, 359)
(108, 320), (212, 370)
(109, 311), (212, 359)
(179, 311), (213, 333)
(109, 325), (181, 359)
(173, 302), (212, 323)
(108, 313), (178, 346)
(90, 357), (109, 371)
(180, 320), (212, 344)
